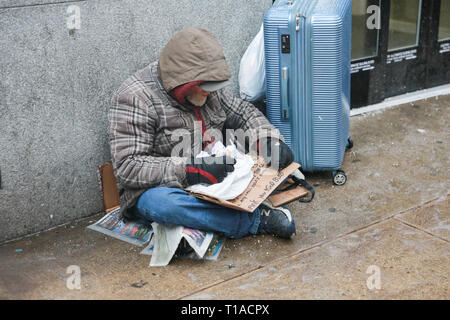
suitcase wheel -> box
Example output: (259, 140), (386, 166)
(332, 170), (347, 186)
(346, 137), (354, 150)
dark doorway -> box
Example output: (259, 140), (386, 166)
(351, 0), (450, 108)
(268, 0), (450, 109)
(427, 0), (450, 87)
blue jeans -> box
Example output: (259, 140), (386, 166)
(132, 187), (261, 239)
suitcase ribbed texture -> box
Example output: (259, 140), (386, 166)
(264, 8), (292, 149)
(264, 0), (351, 172)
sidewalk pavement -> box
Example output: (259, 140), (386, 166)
(0, 95), (448, 300)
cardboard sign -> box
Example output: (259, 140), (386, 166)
(187, 157), (307, 212)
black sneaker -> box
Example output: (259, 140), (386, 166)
(257, 200), (296, 239)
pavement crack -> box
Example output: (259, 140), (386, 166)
(393, 217), (449, 243)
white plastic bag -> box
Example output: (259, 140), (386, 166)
(185, 141), (254, 200)
(239, 24), (266, 101)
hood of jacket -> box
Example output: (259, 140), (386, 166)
(158, 27), (232, 92)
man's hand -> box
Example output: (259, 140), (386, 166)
(257, 137), (294, 171)
(185, 156), (236, 186)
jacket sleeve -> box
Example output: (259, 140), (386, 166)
(108, 91), (187, 189)
(216, 88), (284, 144)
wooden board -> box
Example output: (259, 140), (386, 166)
(268, 186), (309, 207)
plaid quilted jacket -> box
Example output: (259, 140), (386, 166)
(108, 28), (283, 219)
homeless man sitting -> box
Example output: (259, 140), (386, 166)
(108, 27), (297, 240)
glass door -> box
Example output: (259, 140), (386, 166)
(352, 0), (380, 60)
(384, 0), (430, 97)
(350, 0), (449, 108)
(388, 0), (422, 52)
(350, 0), (387, 108)
(427, 0), (450, 87)
(438, 0), (450, 41)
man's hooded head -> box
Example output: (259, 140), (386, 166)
(158, 27), (232, 104)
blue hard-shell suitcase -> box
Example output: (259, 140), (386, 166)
(264, 0), (353, 185)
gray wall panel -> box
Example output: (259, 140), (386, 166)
(0, 0), (271, 242)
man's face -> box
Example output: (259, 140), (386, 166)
(185, 85), (211, 107)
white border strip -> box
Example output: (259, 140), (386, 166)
(351, 84), (450, 117)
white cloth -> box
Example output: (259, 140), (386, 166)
(186, 142), (254, 200)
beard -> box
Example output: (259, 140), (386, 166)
(186, 93), (208, 107)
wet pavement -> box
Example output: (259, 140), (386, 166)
(0, 95), (449, 299)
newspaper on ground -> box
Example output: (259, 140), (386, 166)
(141, 227), (226, 264)
(182, 227), (214, 258)
(140, 235), (155, 256)
(88, 209), (226, 265)
(189, 233), (226, 261)
(87, 207), (153, 247)
(148, 223), (217, 267)
(204, 234), (226, 260)
(148, 223), (183, 266)
(181, 234), (226, 261)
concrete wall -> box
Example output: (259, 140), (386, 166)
(0, 0), (272, 243)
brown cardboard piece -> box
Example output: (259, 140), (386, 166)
(186, 157), (308, 212)
(98, 158), (309, 213)
(98, 162), (120, 213)
(268, 184), (309, 207)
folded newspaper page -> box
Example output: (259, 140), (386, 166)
(87, 207), (153, 247)
(149, 223), (216, 267)
(149, 223), (184, 267)
(204, 234), (226, 260)
(182, 227), (214, 258)
(141, 229), (226, 263)
(183, 233), (226, 261)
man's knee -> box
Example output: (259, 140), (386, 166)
(137, 187), (187, 217)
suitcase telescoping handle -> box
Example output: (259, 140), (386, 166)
(281, 67), (289, 120)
